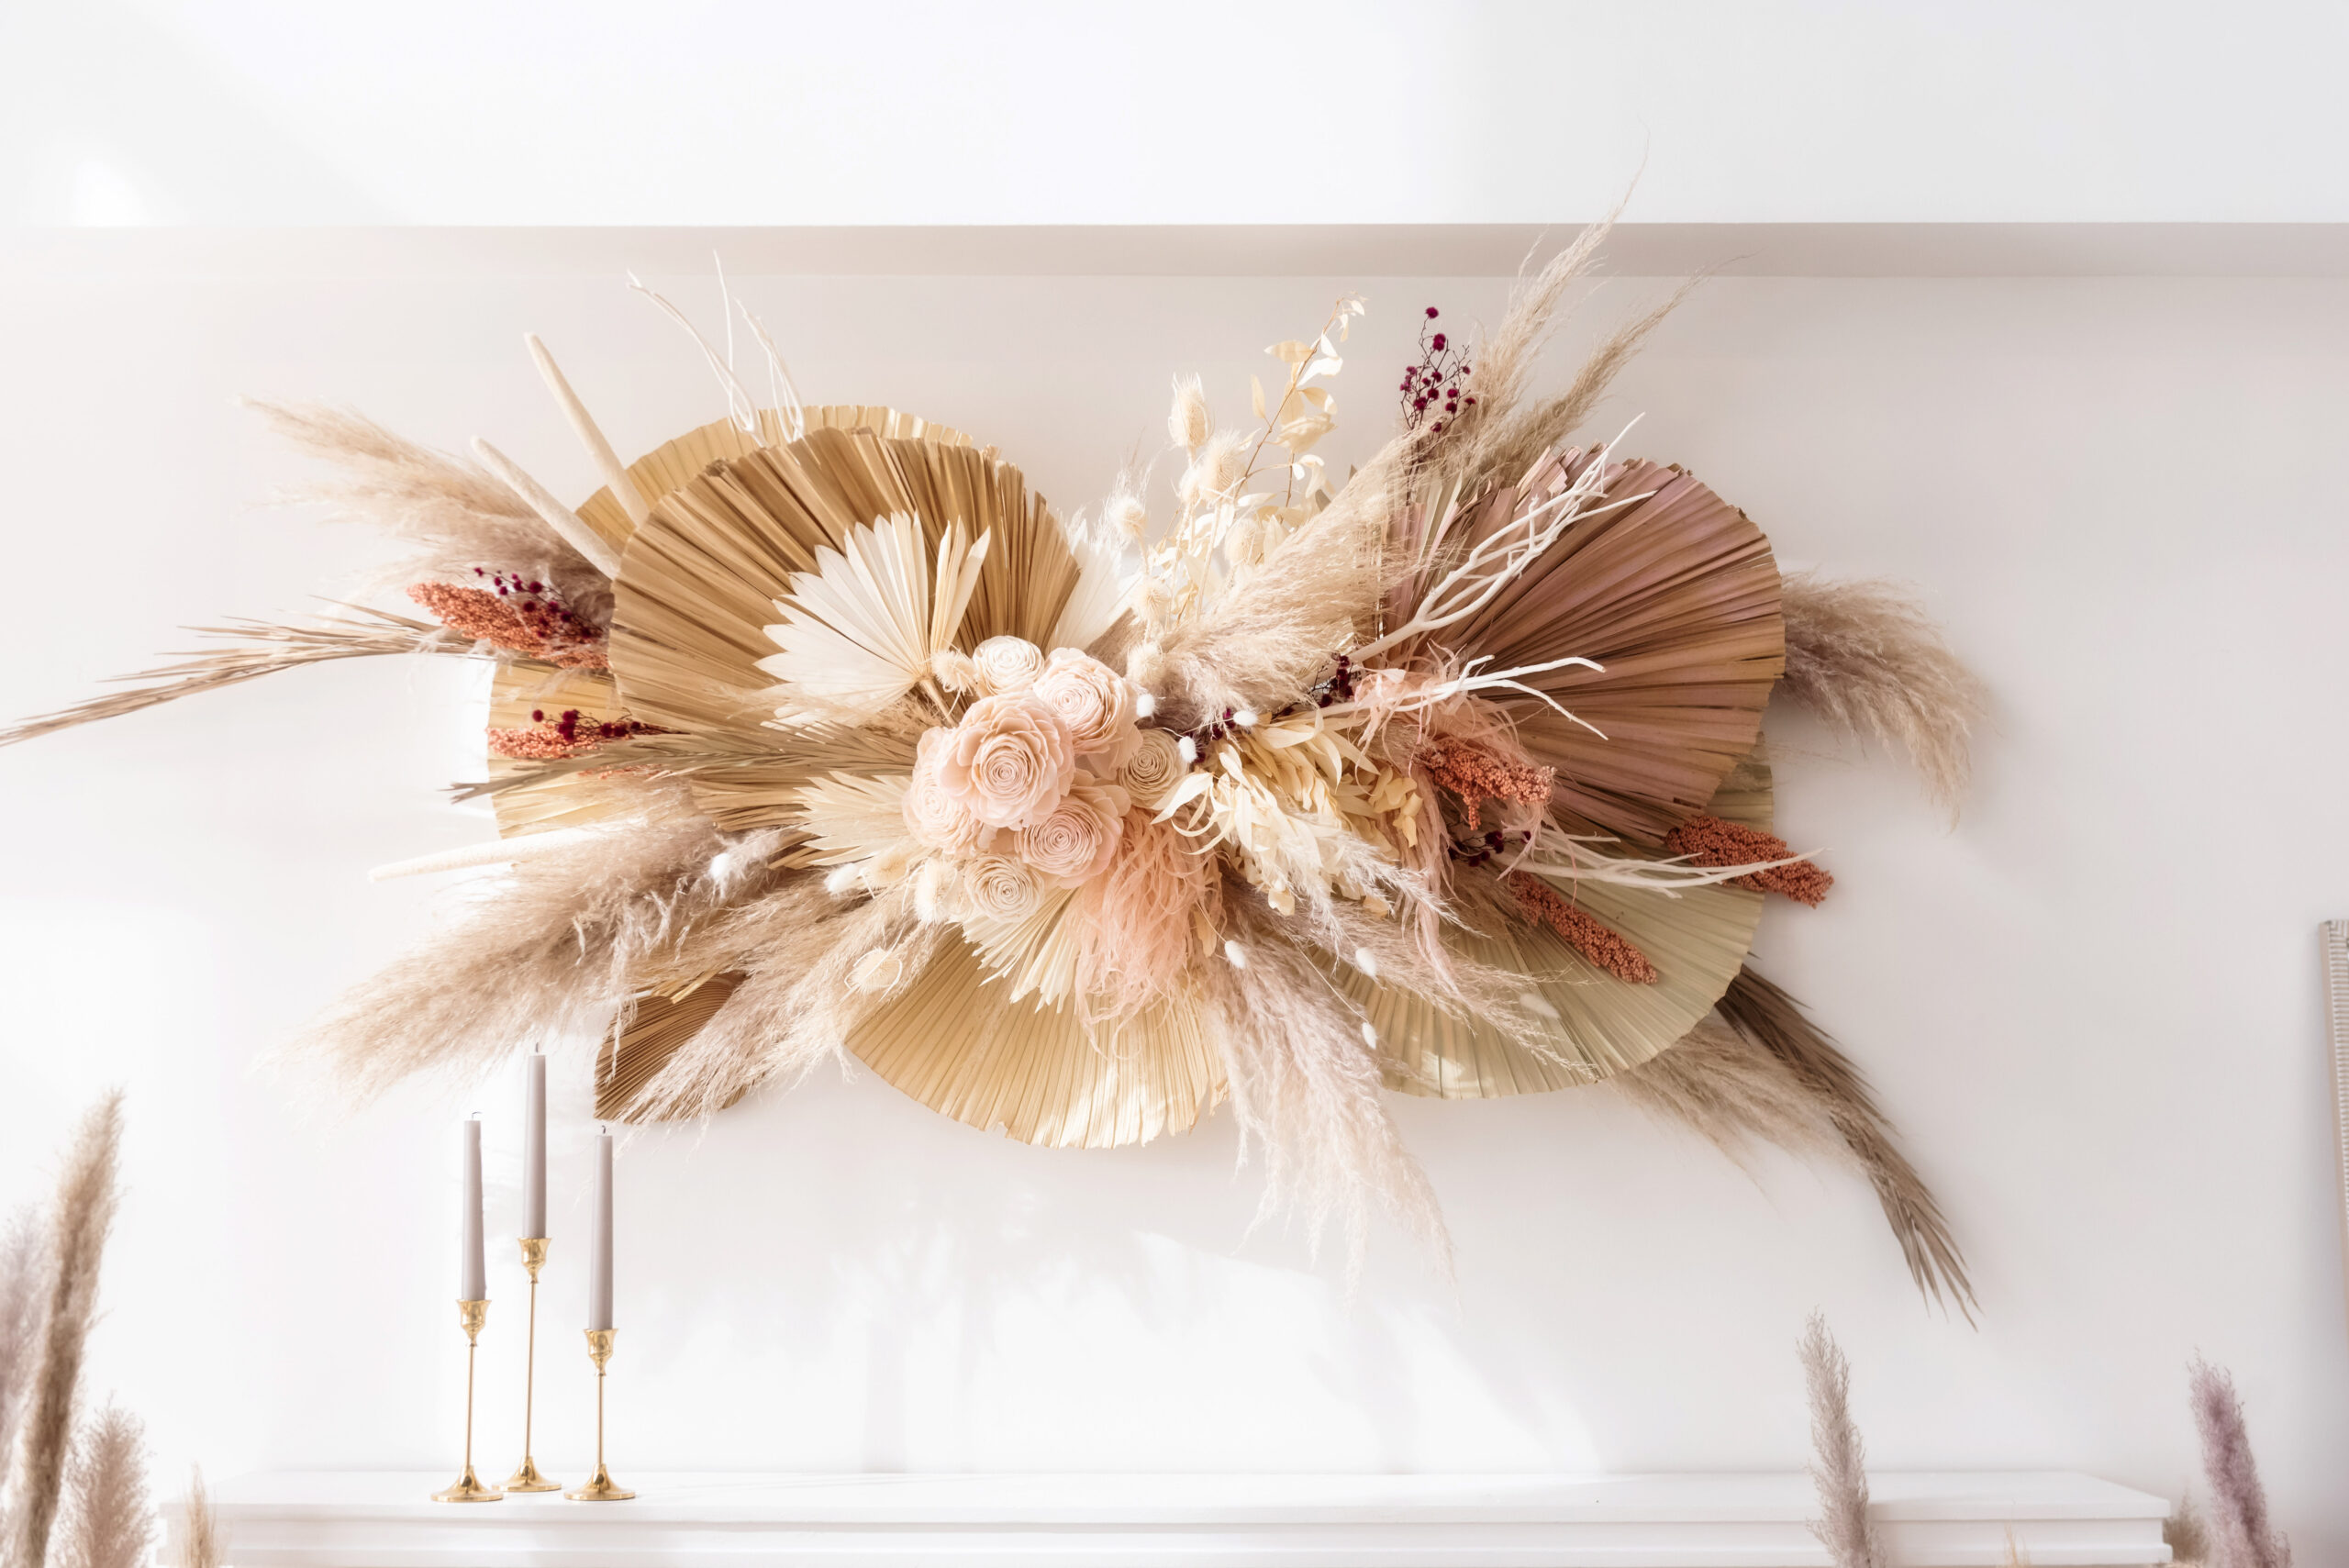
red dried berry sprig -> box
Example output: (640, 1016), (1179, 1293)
(408, 577), (608, 670)
(487, 707), (669, 761)
(1400, 306), (1476, 435)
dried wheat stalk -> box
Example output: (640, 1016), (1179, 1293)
(1718, 969), (1976, 1318)
(52, 1405), (153, 1568)
(6, 1093), (124, 1568)
(1799, 1312), (1887, 1568)
(1778, 572), (1986, 817)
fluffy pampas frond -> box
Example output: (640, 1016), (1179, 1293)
(52, 1405), (154, 1568)
(295, 795), (771, 1100)
(2188, 1359), (2291, 1568)
(0, 1209), (50, 1482)
(7, 1093), (125, 1568)
(179, 1466), (221, 1568)
(1777, 572), (1986, 817)
(1202, 889), (1449, 1282)
(248, 400), (612, 619)
(1798, 1312), (1887, 1568)
(1717, 969), (1976, 1319)
(1613, 1016), (1842, 1166)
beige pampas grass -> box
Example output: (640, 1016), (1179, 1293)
(7, 1093), (125, 1568)
(52, 1406), (153, 1568)
(1717, 969), (1976, 1318)
(248, 400), (613, 616)
(1798, 1312), (1887, 1568)
(1777, 572), (1986, 818)
(0, 1210), (48, 1485)
(2165, 1498), (2211, 1567)
(178, 1467), (220, 1568)
(1203, 890), (1449, 1280)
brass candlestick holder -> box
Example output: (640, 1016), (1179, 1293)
(563, 1329), (635, 1501)
(431, 1300), (503, 1502)
(502, 1239), (560, 1492)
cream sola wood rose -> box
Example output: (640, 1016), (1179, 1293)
(0, 241), (1987, 1307)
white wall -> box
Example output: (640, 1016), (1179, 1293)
(1, 236), (2344, 1550)
(6, 1), (2349, 225)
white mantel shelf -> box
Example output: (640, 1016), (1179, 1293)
(176, 1471), (2173, 1567)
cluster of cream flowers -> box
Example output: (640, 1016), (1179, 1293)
(902, 637), (1189, 930)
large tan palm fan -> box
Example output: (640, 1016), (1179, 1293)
(505, 406), (1225, 1145)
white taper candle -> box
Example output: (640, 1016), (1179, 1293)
(587, 1126), (614, 1331)
(460, 1115), (486, 1302)
(524, 1053), (547, 1240)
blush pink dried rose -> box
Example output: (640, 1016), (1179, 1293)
(1032, 647), (1142, 766)
(1016, 778), (1132, 885)
(971, 635), (1046, 695)
(903, 726), (998, 853)
(939, 691), (1077, 829)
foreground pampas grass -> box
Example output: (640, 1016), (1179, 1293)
(178, 1469), (219, 1568)
(0, 1212), (48, 1483)
(6, 1095), (124, 1568)
(2188, 1359), (2290, 1568)
(1777, 572), (1987, 818)
(51, 1407), (151, 1568)
(1798, 1313), (1887, 1568)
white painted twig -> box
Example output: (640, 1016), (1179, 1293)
(525, 332), (652, 528)
(366, 827), (601, 883)
(471, 437), (626, 579)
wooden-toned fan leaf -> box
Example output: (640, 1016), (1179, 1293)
(1365, 755), (1775, 1096)
(605, 407), (1079, 828)
(1449, 452), (1785, 845)
(849, 937), (1227, 1149)
(596, 973), (750, 1122)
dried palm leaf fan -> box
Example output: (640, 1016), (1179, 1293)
(0, 240), (1988, 1311)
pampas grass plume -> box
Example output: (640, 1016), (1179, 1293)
(180, 1466), (221, 1568)
(53, 1405), (154, 1568)
(7, 1092), (125, 1568)
(1798, 1313), (1887, 1568)
(2188, 1359), (2290, 1568)
(0, 1209), (49, 1480)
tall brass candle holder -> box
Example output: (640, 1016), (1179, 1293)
(502, 1239), (560, 1492)
(431, 1300), (503, 1502)
(563, 1329), (635, 1501)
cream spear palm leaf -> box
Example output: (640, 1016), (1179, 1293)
(758, 512), (990, 717)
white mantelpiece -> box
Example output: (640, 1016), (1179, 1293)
(173, 1470), (2172, 1566)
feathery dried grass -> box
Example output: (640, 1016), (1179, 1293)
(250, 400), (612, 617)
(292, 793), (774, 1100)
(1614, 1016), (1842, 1164)
(623, 881), (936, 1122)
(0, 609), (458, 750)
(2188, 1359), (2291, 1568)
(1798, 1312), (1887, 1568)
(179, 1467), (219, 1568)
(1718, 969), (1976, 1319)
(1777, 572), (1985, 818)
(1202, 888), (1449, 1282)
(7, 1093), (124, 1568)
(52, 1406), (153, 1568)
(2165, 1498), (2211, 1568)
(0, 1210), (48, 1485)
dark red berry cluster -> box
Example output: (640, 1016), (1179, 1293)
(527, 707), (662, 745)
(473, 568), (600, 647)
(1400, 306), (1475, 434)
(1312, 652), (1359, 708)
(1448, 827), (1536, 866)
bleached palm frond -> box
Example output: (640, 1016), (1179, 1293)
(758, 513), (989, 714)
(794, 773), (917, 869)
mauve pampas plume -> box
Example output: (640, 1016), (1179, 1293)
(0, 1211), (49, 1485)
(2188, 1359), (2291, 1568)
(1777, 572), (1986, 817)
(6, 1093), (124, 1568)
(52, 1406), (153, 1568)
(1799, 1313), (1887, 1568)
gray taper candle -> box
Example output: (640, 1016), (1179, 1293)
(460, 1115), (486, 1302)
(587, 1126), (614, 1331)
(523, 1053), (547, 1239)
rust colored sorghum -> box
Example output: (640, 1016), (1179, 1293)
(1661, 813), (1834, 907)
(1506, 872), (1659, 984)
